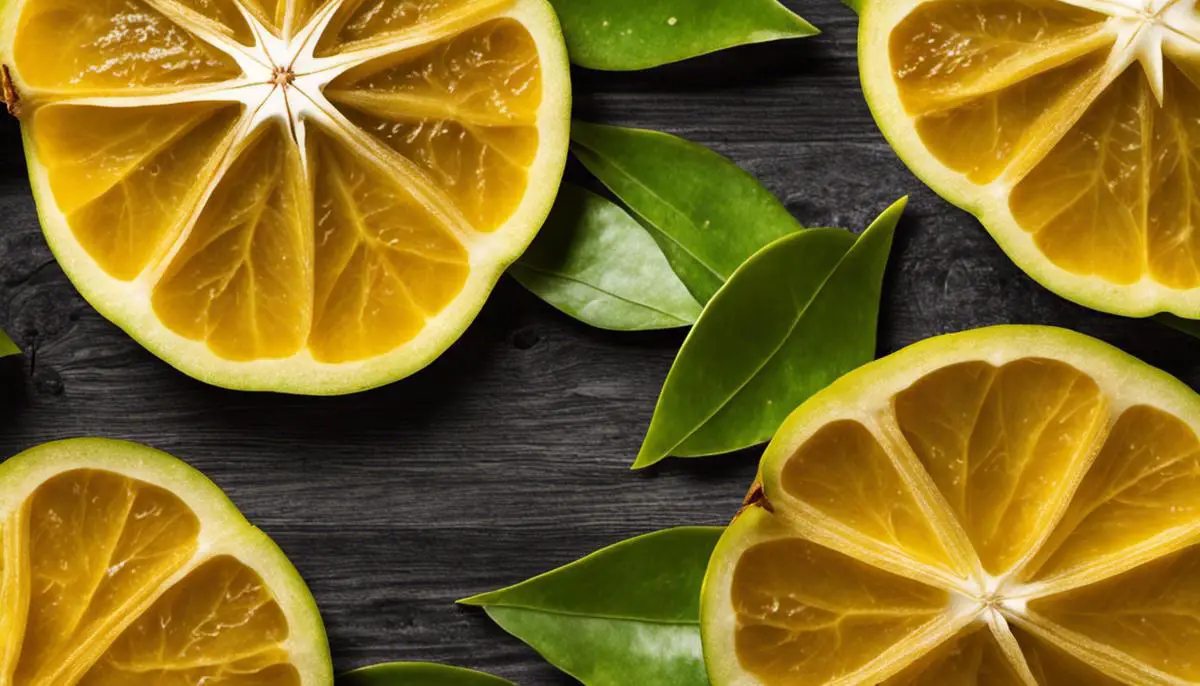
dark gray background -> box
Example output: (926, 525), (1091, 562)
(1, 0), (1197, 683)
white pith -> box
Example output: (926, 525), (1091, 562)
(860, 0), (1200, 319)
(703, 326), (1200, 686)
(2, 0), (571, 394)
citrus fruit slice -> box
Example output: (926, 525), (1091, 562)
(702, 325), (1200, 685)
(860, 0), (1200, 318)
(0, 438), (331, 686)
(0, 0), (570, 394)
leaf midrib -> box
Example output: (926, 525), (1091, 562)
(663, 232), (851, 456)
(512, 262), (695, 325)
(482, 601), (701, 627)
(572, 140), (729, 285)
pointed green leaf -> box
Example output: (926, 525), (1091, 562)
(461, 527), (722, 686)
(511, 185), (702, 330)
(550, 0), (818, 71)
(339, 663), (513, 686)
(571, 122), (805, 304)
(842, 0), (861, 12)
(634, 198), (906, 469)
(0, 329), (19, 358)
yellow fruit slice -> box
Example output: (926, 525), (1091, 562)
(0, 438), (331, 686)
(702, 325), (1200, 685)
(0, 0), (570, 393)
(860, 0), (1200, 318)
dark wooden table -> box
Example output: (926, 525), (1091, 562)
(2, 0), (1198, 683)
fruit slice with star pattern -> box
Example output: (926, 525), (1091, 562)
(702, 325), (1200, 685)
(860, 0), (1200, 319)
(0, 438), (331, 686)
(0, 0), (570, 394)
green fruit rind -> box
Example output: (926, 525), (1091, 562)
(0, 0), (571, 395)
(700, 325), (1200, 684)
(0, 438), (333, 685)
(858, 1), (1200, 319)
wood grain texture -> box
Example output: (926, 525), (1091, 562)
(1, 1), (1199, 683)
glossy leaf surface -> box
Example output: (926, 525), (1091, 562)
(462, 527), (722, 686)
(549, 0), (817, 71)
(339, 662), (513, 686)
(511, 185), (701, 330)
(571, 122), (805, 304)
(634, 198), (906, 469)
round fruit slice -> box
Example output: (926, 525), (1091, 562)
(0, 438), (331, 686)
(861, 0), (1200, 318)
(703, 325), (1200, 685)
(0, 0), (570, 394)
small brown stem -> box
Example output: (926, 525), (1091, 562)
(2, 65), (20, 117)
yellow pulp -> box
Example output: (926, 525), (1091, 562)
(14, 0), (545, 364)
(0, 469), (296, 686)
(727, 357), (1200, 684)
(889, 0), (1200, 289)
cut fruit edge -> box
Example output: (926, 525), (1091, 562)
(0, 438), (332, 684)
(859, 0), (1200, 319)
(0, 0), (571, 394)
(701, 325), (1200, 685)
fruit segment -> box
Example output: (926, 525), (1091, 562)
(1146, 62), (1200, 289)
(79, 557), (298, 686)
(889, 0), (1108, 115)
(1029, 544), (1200, 681)
(171, 0), (255, 44)
(1011, 67), (1155, 285)
(152, 122), (313, 362)
(1010, 626), (1125, 685)
(1027, 405), (1200, 586)
(31, 103), (243, 281)
(883, 625), (1026, 685)
(730, 532), (951, 684)
(13, 0), (241, 91)
(775, 420), (966, 578)
(308, 126), (469, 363)
(328, 19), (542, 232)
(892, 359), (1108, 577)
(911, 51), (1109, 185)
(315, 0), (502, 55)
(12, 470), (201, 685)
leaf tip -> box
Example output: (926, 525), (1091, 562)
(630, 447), (665, 470)
(456, 592), (491, 607)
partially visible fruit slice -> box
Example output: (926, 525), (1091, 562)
(702, 325), (1200, 685)
(2, 0), (570, 393)
(860, 0), (1200, 318)
(0, 438), (331, 686)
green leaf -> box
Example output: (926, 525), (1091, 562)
(0, 329), (19, 358)
(634, 198), (906, 469)
(549, 0), (818, 71)
(511, 184), (702, 330)
(339, 663), (513, 686)
(842, 0), (862, 12)
(461, 527), (722, 686)
(571, 122), (805, 304)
